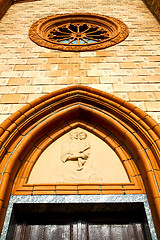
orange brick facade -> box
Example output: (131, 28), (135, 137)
(0, 0), (159, 123)
(0, 0), (160, 238)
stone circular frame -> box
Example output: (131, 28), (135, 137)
(29, 13), (129, 52)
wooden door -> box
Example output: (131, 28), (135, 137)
(11, 220), (147, 240)
(6, 203), (152, 240)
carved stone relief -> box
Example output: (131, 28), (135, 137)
(61, 130), (90, 171)
(28, 128), (130, 184)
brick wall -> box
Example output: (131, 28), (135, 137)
(0, 0), (160, 123)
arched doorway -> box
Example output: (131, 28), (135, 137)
(0, 85), (160, 238)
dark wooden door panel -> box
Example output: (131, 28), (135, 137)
(12, 224), (24, 240)
(12, 222), (146, 240)
(44, 224), (71, 240)
(71, 221), (88, 240)
(13, 224), (71, 240)
(88, 223), (146, 240)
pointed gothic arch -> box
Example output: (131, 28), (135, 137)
(0, 85), (160, 237)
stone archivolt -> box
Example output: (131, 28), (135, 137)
(0, 85), (160, 237)
(29, 13), (129, 51)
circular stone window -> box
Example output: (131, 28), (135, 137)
(29, 13), (129, 52)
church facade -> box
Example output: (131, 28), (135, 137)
(0, 0), (160, 239)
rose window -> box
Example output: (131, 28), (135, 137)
(29, 13), (129, 51)
(47, 23), (111, 45)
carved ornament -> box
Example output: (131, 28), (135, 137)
(29, 13), (129, 51)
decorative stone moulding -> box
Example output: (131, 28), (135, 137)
(29, 13), (129, 51)
(0, 85), (160, 237)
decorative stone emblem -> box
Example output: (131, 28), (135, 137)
(61, 130), (90, 171)
(29, 13), (129, 51)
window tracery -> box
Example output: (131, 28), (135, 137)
(29, 13), (129, 51)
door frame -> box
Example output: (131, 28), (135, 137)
(1, 194), (157, 239)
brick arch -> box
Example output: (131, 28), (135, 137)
(0, 85), (160, 237)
